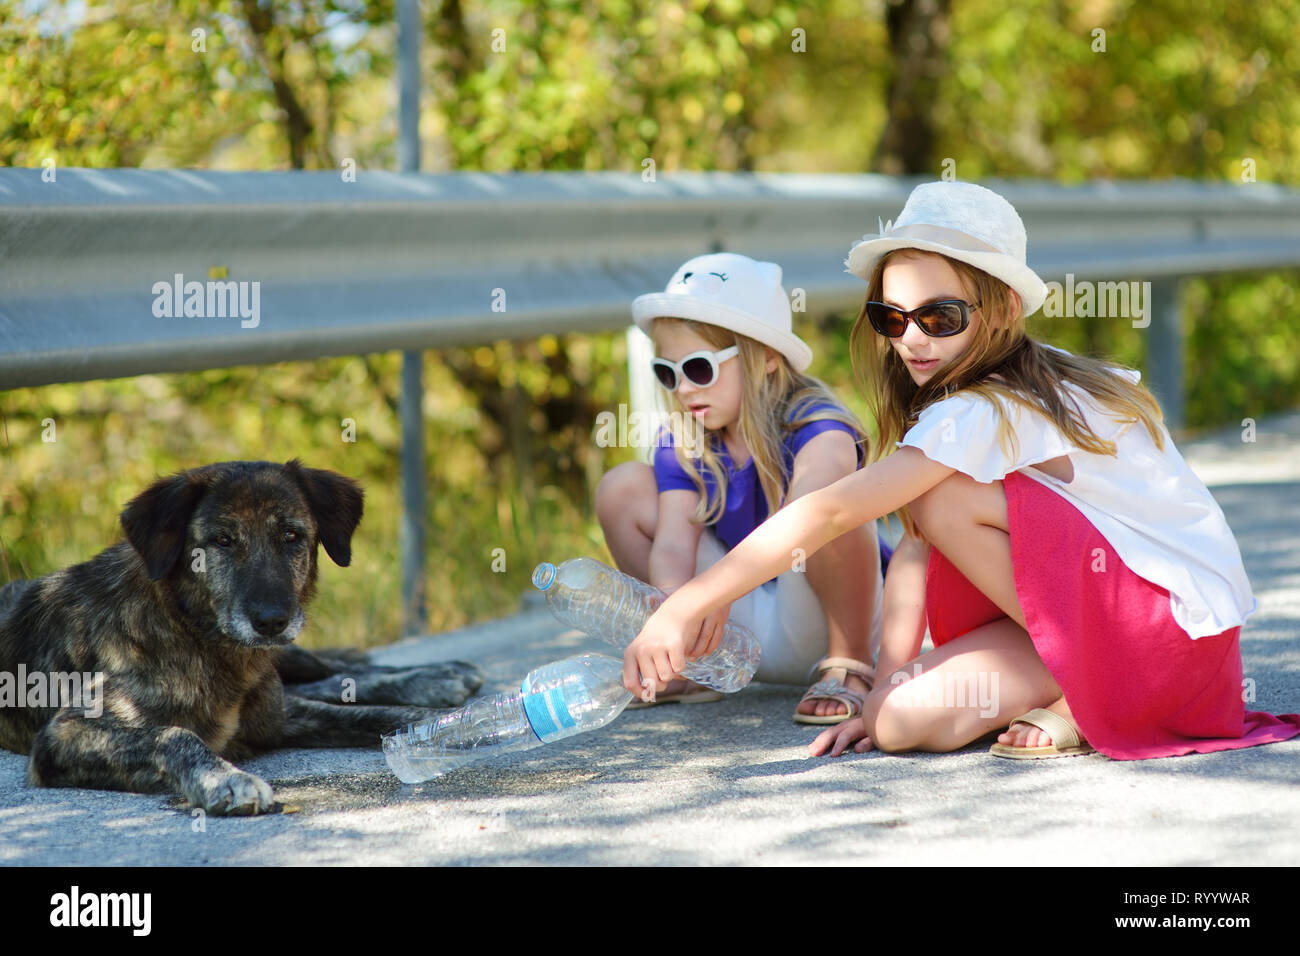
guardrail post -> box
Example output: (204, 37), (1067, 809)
(397, 0), (420, 175)
(397, 0), (427, 635)
(399, 353), (427, 634)
(627, 325), (659, 465)
(1147, 277), (1186, 435)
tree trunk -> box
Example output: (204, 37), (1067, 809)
(239, 0), (315, 169)
(871, 0), (953, 175)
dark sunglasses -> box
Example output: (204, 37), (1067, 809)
(865, 299), (981, 338)
(651, 346), (739, 391)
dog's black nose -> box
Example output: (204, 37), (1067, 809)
(250, 607), (291, 637)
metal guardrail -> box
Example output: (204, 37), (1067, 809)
(4, 170), (1299, 395)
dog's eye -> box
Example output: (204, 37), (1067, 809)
(284, 530), (299, 543)
(214, 533), (233, 548)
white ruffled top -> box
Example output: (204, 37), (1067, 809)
(896, 347), (1257, 639)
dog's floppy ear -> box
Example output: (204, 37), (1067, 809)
(120, 470), (208, 580)
(285, 459), (364, 567)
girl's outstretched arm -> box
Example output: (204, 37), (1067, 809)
(623, 446), (954, 696)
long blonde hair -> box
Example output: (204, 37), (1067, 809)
(652, 316), (869, 528)
(848, 248), (1166, 540)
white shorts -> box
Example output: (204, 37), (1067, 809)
(694, 524), (885, 686)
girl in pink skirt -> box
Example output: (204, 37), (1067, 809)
(622, 180), (1300, 761)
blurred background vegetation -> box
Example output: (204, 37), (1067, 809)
(1, 0), (1297, 647)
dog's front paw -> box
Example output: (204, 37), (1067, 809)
(186, 767), (276, 816)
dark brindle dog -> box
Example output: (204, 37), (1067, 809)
(0, 460), (483, 815)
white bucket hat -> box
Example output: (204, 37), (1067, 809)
(844, 181), (1048, 318)
(632, 252), (813, 372)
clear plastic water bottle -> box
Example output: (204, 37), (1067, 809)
(530, 557), (760, 693)
(381, 654), (634, 784)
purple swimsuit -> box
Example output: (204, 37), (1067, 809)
(653, 403), (865, 552)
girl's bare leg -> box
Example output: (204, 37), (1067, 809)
(594, 461), (658, 582)
(870, 470), (1076, 751)
(594, 461), (703, 697)
(911, 472), (1026, 629)
(866, 616), (1062, 751)
(796, 520), (879, 717)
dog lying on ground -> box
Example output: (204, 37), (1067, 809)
(0, 460), (483, 815)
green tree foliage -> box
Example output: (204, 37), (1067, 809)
(1, 0), (397, 169)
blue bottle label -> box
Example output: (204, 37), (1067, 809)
(521, 685), (578, 741)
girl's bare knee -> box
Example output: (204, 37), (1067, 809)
(595, 461), (652, 524)
(909, 481), (943, 534)
(910, 472), (968, 532)
(864, 688), (923, 753)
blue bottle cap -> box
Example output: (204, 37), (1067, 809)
(531, 563), (556, 590)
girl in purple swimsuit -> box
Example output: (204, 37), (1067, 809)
(596, 252), (890, 724)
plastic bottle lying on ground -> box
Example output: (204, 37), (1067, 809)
(381, 653), (635, 784)
(531, 557), (760, 693)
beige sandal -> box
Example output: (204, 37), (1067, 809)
(989, 707), (1096, 758)
(793, 657), (875, 725)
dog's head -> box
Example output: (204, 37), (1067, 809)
(119, 460), (364, 648)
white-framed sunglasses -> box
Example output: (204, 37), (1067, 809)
(651, 346), (739, 391)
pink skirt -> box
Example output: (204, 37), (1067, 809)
(924, 469), (1300, 760)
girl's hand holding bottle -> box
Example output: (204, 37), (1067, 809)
(688, 602), (732, 661)
(623, 597), (697, 697)
(655, 584), (733, 668)
(624, 582), (734, 697)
